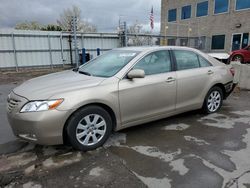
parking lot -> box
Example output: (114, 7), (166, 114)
(0, 70), (250, 188)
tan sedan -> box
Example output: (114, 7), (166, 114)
(7, 46), (235, 151)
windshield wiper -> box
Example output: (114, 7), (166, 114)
(78, 70), (92, 76)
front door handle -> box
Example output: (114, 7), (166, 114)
(207, 70), (214, 75)
(166, 77), (176, 83)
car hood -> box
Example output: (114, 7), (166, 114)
(13, 70), (106, 100)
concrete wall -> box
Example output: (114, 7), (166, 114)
(239, 64), (250, 90)
(161, 0), (250, 53)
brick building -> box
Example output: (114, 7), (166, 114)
(160, 0), (250, 52)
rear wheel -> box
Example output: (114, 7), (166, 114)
(66, 106), (112, 151)
(232, 55), (243, 63)
(203, 86), (223, 114)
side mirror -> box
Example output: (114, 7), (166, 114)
(127, 69), (145, 79)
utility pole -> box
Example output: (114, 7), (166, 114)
(71, 16), (79, 68)
(124, 22), (127, 47)
(118, 21), (127, 47)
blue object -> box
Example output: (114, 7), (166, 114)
(97, 48), (100, 56)
(82, 48), (86, 65)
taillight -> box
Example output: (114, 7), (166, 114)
(230, 67), (235, 76)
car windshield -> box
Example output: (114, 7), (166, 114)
(78, 50), (139, 77)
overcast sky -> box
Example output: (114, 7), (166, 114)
(0, 0), (161, 33)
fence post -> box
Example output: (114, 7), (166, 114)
(60, 33), (64, 67)
(82, 48), (86, 65)
(97, 48), (100, 56)
(11, 33), (18, 72)
(81, 34), (84, 49)
(48, 34), (53, 69)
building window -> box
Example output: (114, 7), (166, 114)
(211, 35), (225, 50)
(168, 39), (176, 45)
(214, 0), (229, 14)
(236, 0), (250, 10)
(196, 1), (209, 17)
(181, 5), (192, 19)
(168, 9), (177, 22)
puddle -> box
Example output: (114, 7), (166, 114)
(189, 127), (250, 187)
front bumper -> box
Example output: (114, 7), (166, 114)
(7, 92), (73, 145)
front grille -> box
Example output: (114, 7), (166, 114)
(7, 98), (20, 113)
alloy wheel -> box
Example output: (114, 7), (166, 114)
(76, 114), (106, 146)
(207, 91), (221, 112)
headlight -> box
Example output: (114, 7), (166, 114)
(20, 99), (63, 113)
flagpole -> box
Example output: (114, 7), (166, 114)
(150, 6), (154, 45)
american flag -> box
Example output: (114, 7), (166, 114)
(150, 6), (154, 30)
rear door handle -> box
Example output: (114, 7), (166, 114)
(207, 70), (214, 75)
(166, 77), (176, 83)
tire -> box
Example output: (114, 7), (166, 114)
(232, 55), (243, 63)
(66, 105), (112, 151)
(202, 86), (223, 114)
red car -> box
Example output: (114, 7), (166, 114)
(229, 45), (250, 63)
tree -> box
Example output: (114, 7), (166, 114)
(15, 21), (42, 30)
(41, 24), (62, 31)
(15, 21), (62, 31)
(127, 22), (153, 46)
(57, 5), (97, 33)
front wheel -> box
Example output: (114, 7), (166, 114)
(203, 86), (223, 114)
(66, 106), (112, 151)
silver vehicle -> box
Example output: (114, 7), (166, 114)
(7, 46), (235, 151)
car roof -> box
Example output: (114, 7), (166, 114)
(113, 46), (224, 67)
(114, 46), (198, 52)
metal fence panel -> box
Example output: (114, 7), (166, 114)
(0, 30), (120, 69)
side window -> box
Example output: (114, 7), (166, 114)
(133, 51), (172, 75)
(198, 55), (212, 67)
(173, 50), (200, 70)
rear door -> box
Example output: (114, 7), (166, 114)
(172, 50), (213, 110)
(118, 50), (177, 125)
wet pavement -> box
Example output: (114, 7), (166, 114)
(0, 83), (250, 187)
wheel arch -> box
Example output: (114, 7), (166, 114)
(63, 103), (117, 145)
(232, 53), (244, 62)
(210, 83), (226, 99)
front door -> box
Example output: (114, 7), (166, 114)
(118, 50), (176, 125)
